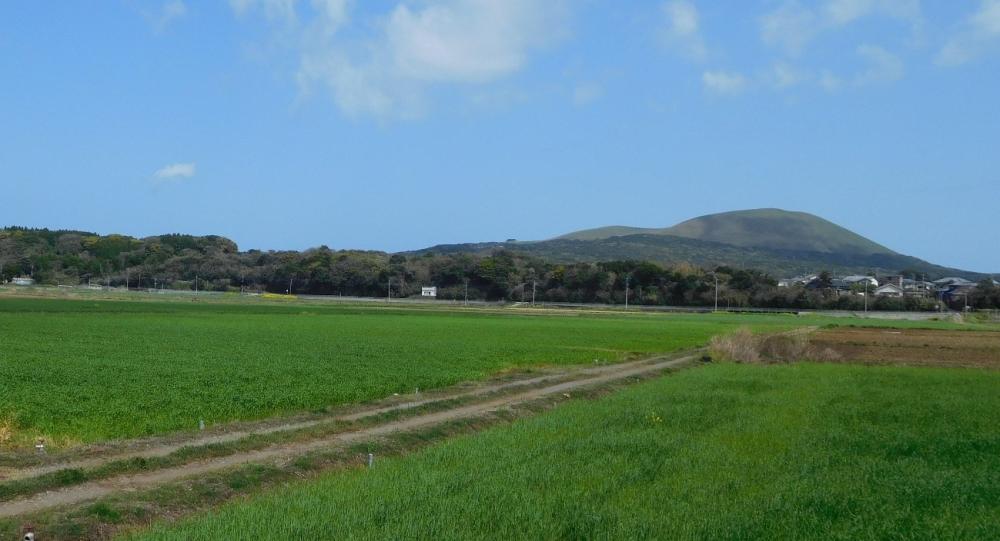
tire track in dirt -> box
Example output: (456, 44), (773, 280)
(2, 355), (680, 484)
(0, 353), (697, 518)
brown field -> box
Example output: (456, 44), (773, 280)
(809, 327), (1000, 369)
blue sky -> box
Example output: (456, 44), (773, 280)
(2, 1), (999, 271)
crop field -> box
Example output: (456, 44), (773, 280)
(0, 296), (818, 446)
(127, 362), (1000, 540)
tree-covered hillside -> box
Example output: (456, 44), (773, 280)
(418, 234), (979, 281)
(4, 227), (995, 310)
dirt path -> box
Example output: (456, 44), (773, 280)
(2, 354), (682, 483)
(0, 353), (697, 518)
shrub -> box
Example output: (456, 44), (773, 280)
(0, 415), (14, 445)
(708, 327), (760, 363)
(709, 327), (840, 364)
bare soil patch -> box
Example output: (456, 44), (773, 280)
(809, 328), (1000, 369)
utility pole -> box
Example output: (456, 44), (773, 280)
(195, 274), (199, 293)
(862, 279), (868, 313)
(464, 279), (469, 306)
(531, 280), (536, 306)
(713, 273), (719, 312)
(387, 278), (392, 302)
(288, 277), (293, 295)
(624, 276), (630, 311)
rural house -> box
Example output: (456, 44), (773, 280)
(874, 283), (904, 297)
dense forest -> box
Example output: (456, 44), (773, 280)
(2, 227), (997, 310)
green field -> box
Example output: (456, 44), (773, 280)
(0, 297), (811, 445)
(127, 362), (1000, 540)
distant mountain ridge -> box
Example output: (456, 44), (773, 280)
(415, 209), (985, 280)
(557, 209), (892, 255)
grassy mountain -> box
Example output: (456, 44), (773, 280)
(558, 209), (893, 255)
(418, 209), (983, 279)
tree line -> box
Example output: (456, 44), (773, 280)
(2, 227), (996, 310)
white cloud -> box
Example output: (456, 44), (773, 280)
(142, 0), (187, 33)
(160, 1), (187, 27)
(854, 44), (904, 85)
(937, 0), (1000, 66)
(384, 2), (557, 84)
(820, 70), (843, 92)
(824, 0), (921, 26)
(771, 62), (806, 88)
(973, 0), (1000, 33)
(311, 0), (350, 34)
(236, 0), (567, 118)
(229, 0), (298, 23)
(809, 45), (901, 92)
(153, 163), (196, 182)
(572, 82), (604, 106)
(702, 70), (747, 95)
(760, 2), (820, 55)
(760, 0), (922, 54)
(660, 0), (706, 61)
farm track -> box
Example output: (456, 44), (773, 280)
(1, 354), (685, 483)
(0, 351), (701, 519)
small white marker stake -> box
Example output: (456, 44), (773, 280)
(199, 419), (205, 430)
(367, 453), (374, 468)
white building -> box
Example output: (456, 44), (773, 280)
(842, 275), (879, 287)
(874, 283), (904, 297)
(421, 286), (437, 297)
(12, 277), (35, 286)
(777, 275), (817, 288)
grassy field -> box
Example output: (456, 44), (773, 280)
(0, 296), (815, 445)
(126, 362), (1000, 540)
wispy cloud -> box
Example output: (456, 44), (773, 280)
(760, 2), (819, 55)
(854, 44), (904, 85)
(820, 70), (843, 92)
(937, 0), (1000, 66)
(702, 70), (747, 95)
(229, 0), (298, 24)
(147, 0), (188, 33)
(235, 0), (569, 118)
(823, 0), (922, 26)
(760, 0), (922, 55)
(153, 162), (196, 182)
(572, 82), (604, 106)
(660, 0), (706, 61)
(770, 62), (807, 89)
